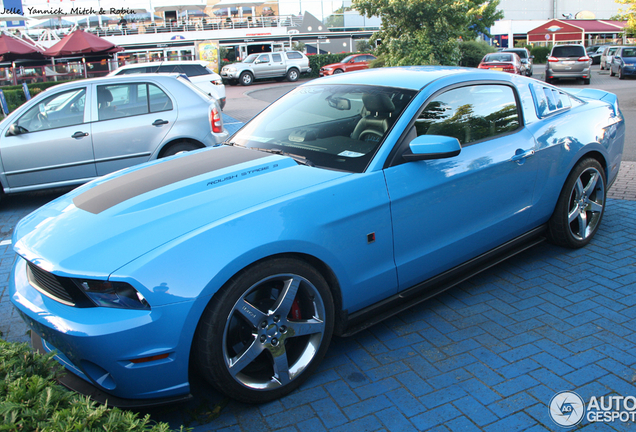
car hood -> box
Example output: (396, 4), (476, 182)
(13, 146), (349, 278)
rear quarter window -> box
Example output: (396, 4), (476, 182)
(286, 52), (303, 59)
(530, 83), (573, 118)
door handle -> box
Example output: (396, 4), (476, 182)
(72, 131), (88, 138)
(510, 149), (535, 163)
(153, 119), (169, 126)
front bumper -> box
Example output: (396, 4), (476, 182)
(10, 257), (195, 402)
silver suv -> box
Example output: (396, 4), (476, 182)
(545, 44), (591, 85)
(221, 51), (312, 86)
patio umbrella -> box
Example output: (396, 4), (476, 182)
(43, 29), (123, 56)
(0, 34), (44, 61)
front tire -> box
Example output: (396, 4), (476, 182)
(193, 258), (334, 403)
(619, 68), (625, 80)
(610, 67), (615, 77)
(333, 68), (344, 74)
(548, 158), (606, 249)
(239, 72), (253, 86)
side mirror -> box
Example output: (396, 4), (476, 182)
(403, 135), (461, 162)
(6, 123), (27, 136)
(530, 55), (535, 59)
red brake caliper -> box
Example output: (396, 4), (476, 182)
(290, 297), (302, 320)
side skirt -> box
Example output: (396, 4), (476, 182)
(338, 225), (547, 337)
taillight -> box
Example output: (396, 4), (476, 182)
(211, 79), (223, 85)
(210, 106), (222, 133)
(547, 56), (558, 62)
(578, 56), (590, 62)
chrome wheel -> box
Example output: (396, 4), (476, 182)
(567, 166), (604, 241)
(223, 273), (326, 390)
(194, 258), (334, 403)
(548, 158), (606, 249)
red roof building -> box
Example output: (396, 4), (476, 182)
(527, 19), (626, 44)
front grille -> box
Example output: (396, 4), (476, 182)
(27, 262), (75, 306)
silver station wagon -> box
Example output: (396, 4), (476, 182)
(0, 74), (228, 198)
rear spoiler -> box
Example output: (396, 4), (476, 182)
(567, 88), (621, 116)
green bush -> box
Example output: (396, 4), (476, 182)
(459, 40), (497, 68)
(0, 339), (188, 432)
(530, 46), (551, 64)
(0, 80), (73, 113)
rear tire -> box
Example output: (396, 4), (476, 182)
(610, 67), (615, 77)
(286, 68), (299, 82)
(548, 158), (606, 249)
(161, 141), (200, 157)
(583, 78), (590, 85)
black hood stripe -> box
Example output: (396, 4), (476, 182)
(74, 146), (269, 214)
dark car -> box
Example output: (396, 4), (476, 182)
(319, 53), (376, 76)
(502, 48), (534, 76)
(545, 44), (591, 84)
(477, 52), (522, 74)
(587, 45), (605, 65)
(610, 46), (636, 79)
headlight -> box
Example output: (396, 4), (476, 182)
(324, 67), (332, 71)
(73, 279), (150, 310)
(226, 67), (237, 73)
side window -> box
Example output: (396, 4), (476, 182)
(257, 54), (270, 64)
(98, 83), (150, 120)
(415, 85), (520, 145)
(16, 88), (86, 132)
(149, 84), (173, 112)
(272, 54), (282, 62)
(181, 65), (207, 76)
(286, 51), (302, 59)
(118, 67), (146, 75)
(157, 65), (180, 73)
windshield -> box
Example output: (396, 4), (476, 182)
(243, 54), (258, 63)
(230, 84), (416, 173)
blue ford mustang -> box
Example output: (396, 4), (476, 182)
(10, 67), (624, 405)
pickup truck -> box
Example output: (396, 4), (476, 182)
(220, 51), (312, 86)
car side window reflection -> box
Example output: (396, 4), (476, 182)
(98, 83), (172, 121)
(16, 88), (86, 133)
(415, 85), (520, 145)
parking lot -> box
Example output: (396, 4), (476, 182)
(1, 65), (636, 431)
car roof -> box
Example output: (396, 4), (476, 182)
(37, 74), (186, 92)
(306, 66), (518, 91)
(116, 60), (209, 69)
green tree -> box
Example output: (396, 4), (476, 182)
(353, 0), (504, 66)
(616, 0), (636, 35)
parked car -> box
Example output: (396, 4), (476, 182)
(108, 60), (226, 109)
(610, 46), (636, 79)
(11, 67), (624, 405)
(502, 47), (534, 76)
(0, 74), (228, 197)
(588, 45), (605, 65)
(319, 53), (376, 76)
(545, 44), (591, 84)
(220, 50), (312, 85)
(600, 46), (620, 70)
(477, 52), (522, 74)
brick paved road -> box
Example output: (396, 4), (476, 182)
(2, 78), (636, 430)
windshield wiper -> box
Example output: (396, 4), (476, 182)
(250, 147), (315, 167)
